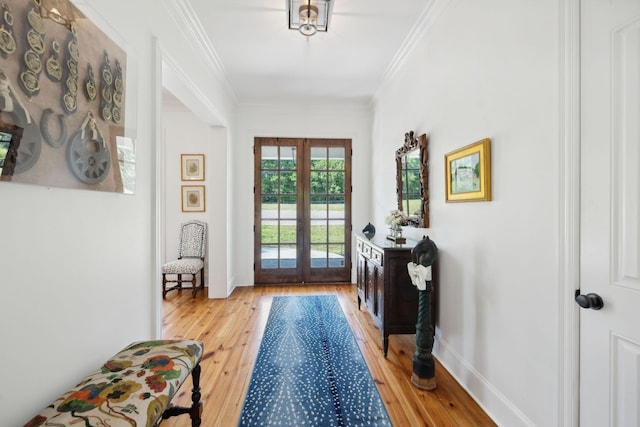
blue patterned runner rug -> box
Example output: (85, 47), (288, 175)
(238, 295), (391, 426)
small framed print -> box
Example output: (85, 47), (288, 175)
(445, 138), (492, 202)
(181, 185), (205, 212)
(181, 154), (205, 181)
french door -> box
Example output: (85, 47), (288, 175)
(254, 137), (351, 285)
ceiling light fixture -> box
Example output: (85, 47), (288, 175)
(288, 0), (333, 37)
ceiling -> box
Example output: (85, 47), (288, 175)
(167, 0), (431, 108)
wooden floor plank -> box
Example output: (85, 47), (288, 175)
(160, 284), (496, 427)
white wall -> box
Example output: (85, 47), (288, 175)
(232, 103), (373, 286)
(0, 0), (235, 425)
(0, 0), (572, 425)
(372, 0), (562, 425)
(162, 111), (228, 298)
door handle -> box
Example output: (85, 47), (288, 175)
(574, 290), (604, 310)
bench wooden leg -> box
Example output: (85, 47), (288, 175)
(161, 362), (202, 427)
(189, 363), (202, 427)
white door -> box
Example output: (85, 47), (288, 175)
(580, 0), (640, 425)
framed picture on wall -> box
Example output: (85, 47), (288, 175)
(181, 185), (206, 212)
(181, 154), (205, 181)
(445, 138), (492, 202)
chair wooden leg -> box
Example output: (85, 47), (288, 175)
(164, 269), (204, 299)
(162, 274), (167, 299)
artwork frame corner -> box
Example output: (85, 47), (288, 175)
(445, 138), (491, 203)
(181, 154), (205, 181)
(181, 185), (206, 212)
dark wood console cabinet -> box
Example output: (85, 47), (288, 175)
(356, 233), (434, 357)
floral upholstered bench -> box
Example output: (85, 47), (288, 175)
(24, 340), (204, 427)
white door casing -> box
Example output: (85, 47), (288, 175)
(580, 0), (640, 425)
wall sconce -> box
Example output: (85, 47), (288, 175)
(288, 0), (333, 37)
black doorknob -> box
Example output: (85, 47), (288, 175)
(574, 290), (604, 310)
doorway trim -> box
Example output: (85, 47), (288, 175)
(153, 37), (164, 339)
(559, 0), (581, 425)
(153, 37), (229, 337)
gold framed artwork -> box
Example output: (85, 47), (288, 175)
(181, 154), (205, 181)
(445, 138), (492, 202)
(181, 185), (206, 212)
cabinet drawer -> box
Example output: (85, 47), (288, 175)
(356, 239), (364, 253)
(371, 248), (383, 266)
(362, 244), (372, 258)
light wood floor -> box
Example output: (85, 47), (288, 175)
(161, 284), (496, 427)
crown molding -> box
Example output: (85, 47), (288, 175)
(162, 50), (229, 127)
(375, 0), (451, 99)
(237, 100), (373, 116)
(162, 0), (237, 102)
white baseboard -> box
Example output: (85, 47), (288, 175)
(434, 335), (535, 427)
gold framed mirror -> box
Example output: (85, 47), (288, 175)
(395, 131), (429, 227)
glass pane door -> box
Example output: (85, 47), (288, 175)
(304, 143), (350, 282)
(254, 138), (351, 285)
(255, 140), (302, 284)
